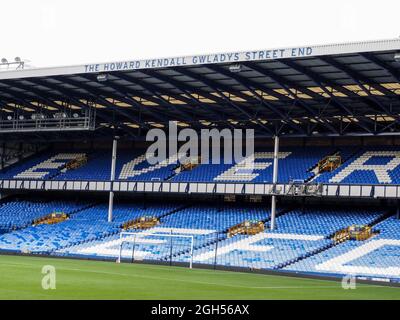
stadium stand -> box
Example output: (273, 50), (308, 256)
(0, 146), (339, 183)
(0, 198), (87, 233)
(57, 204), (271, 260)
(191, 207), (387, 270)
(59, 203), (399, 281)
(170, 148), (332, 183)
(1, 39), (400, 287)
(0, 150), (179, 182)
(0, 151), (87, 180)
(0, 201), (181, 253)
(284, 216), (400, 279)
(4, 145), (400, 185)
(315, 147), (400, 184)
(1, 195), (397, 281)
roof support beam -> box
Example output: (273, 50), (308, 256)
(0, 92), (53, 115)
(319, 56), (395, 116)
(321, 56), (395, 96)
(359, 53), (400, 81)
(0, 80), (68, 113)
(175, 68), (275, 135)
(78, 74), (169, 124)
(280, 60), (374, 134)
(48, 77), (150, 130)
(28, 78), (142, 137)
(113, 73), (197, 123)
(137, 69), (237, 128)
(243, 62), (339, 135)
(207, 64), (306, 135)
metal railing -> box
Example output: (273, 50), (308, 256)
(0, 178), (398, 198)
(0, 116), (95, 133)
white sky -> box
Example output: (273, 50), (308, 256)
(1, 0), (400, 68)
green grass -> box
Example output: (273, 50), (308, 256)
(0, 254), (399, 299)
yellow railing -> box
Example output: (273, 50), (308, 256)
(334, 225), (373, 244)
(66, 155), (88, 170)
(123, 216), (160, 230)
(318, 155), (341, 173)
(33, 212), (68, 226)
(228, 220), (264, 238)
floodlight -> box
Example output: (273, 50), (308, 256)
(14, 57), (21, 62)
(1, 58), (8, 64)
(229, 64), (242, 73)
(54, 112), (68, 119)
(394, 52), (400, 62)
(6, 115), (12, 121)
(19, 115), (24, 120)
(97, 74), (108, 82)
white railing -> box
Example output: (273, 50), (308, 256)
(0, 179), (399, 198)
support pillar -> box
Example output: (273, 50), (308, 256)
(0, 142), (4, 170)
(108, 137), (118, 222)
(270, 135), (279, 230)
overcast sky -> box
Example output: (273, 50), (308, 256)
(2, 0), (400, 68)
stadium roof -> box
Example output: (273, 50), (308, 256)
(1, 38), (400, 140)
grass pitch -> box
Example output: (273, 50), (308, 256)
(0, 254), (399, 300)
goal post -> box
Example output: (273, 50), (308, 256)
(117, 231), (194, 269)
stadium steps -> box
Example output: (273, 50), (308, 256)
(274, 210), (394, 270)
(340, 147), (362, 163)
(306, 149), (337, 173)
(273, 242), (334, 270)
(303, 150), (338, 183)
(366, 210), (395, 229)
(323, 210), (393, 239)
(307, 147), (361, 183)
(67, 201), (100, 217)
(48, 165), (68, 180)
(157, 204), (192, 219)
(165, 163), (183, 181)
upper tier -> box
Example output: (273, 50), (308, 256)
(1, 146), (400, 184)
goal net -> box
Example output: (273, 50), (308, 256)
(117, 231), (194, 268)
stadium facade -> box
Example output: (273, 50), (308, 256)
(0, 38), (400, 284)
